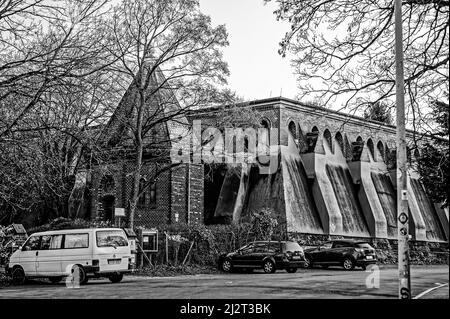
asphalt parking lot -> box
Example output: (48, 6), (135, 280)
(0, 265), (448, 299)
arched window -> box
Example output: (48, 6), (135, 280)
(101, 175), (115, 194)
(367, 138), (375, 160)
(288, 121), (297, 145)
(297, 123), (307, 153)
(344, 135), (352, 161)
(306, 126), (320, 152)
(335, 132), (344, 155)
(232, 136), (237, 154)
(137, 178), (147, 207)
(149, 180), (156, 207)
(377, 141), (385, 162)
(244, 136), (249, 153)
(352, 136), (365, 161)
(323, 129), (332, 152)
(260, 119), (271, 152)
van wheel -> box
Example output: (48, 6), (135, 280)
(12, 267), (26, 285)
(49, 276), (63, 284)
(109, 273), (123, 283)
(71, 265), (88, 285)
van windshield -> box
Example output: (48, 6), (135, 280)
(96, 230), (128, 248)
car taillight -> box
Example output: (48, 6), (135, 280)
(92, 259), (99, 266)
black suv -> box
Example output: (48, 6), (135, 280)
(304, 240), (377, 270)
(218, 241), (306, 274)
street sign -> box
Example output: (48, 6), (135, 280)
(114, 207), (125, 217)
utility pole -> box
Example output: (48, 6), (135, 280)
(394, 0), (411, 299)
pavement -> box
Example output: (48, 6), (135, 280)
(0, 265), (448, 299)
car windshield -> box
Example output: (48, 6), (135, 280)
(284, 242), (302, 252)
(96, 230), (128, 247)
(355, 242), (373, 249)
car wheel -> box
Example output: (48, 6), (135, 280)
(12, 266), (26, 285)
(109, 273), (123, 283)
(49, 276), (63, 284)
(221, 259), (233, 273)
(342, 258), (355, 271)
(304, 256), (313, 269)
(286, 268), (297, 273)
(263, 260), (276, 274)
(361, 265), (367, 271)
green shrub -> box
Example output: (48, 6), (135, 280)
(146, 208), (285, 267)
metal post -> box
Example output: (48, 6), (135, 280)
(187, 163), (191, 225)
(165, 232), (169, 264)
(394, 0), (411, 299)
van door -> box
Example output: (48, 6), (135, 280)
(60, 233), (91, 275)
(94, 230), (130, 272)
(19, 235), (41, 277)
(36, 234), (63, 276)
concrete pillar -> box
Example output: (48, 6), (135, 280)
(231, 164), (250, 223)
(302, 152), (343, 236)
(348, 161), (388, 239)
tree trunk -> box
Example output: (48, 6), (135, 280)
(127, 85), (146, 229)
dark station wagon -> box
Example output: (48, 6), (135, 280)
(218, 241), (306, 274)
(304, 240), (377, 270)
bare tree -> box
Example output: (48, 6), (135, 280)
(0, 67), (123, 225)
(101, 0), (229, 228)
(266, 0), (449, 130)
(0, 0), (116, 139)
(0, 0), (125, 224)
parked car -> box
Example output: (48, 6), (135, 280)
(218, 241), (306, 274)
(6, 228), (133, 285)
(303, 240), (377, 270)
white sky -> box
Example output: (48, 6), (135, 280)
(199, 0), (299, 101)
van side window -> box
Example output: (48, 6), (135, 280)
(40, 235), (52, 250)
(50, 235), (63, 249)
(22, 236), (40, 251)
(64, 234), (89, 249)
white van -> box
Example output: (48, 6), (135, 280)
(6, 228), (132, 285)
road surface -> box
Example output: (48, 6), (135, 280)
(0, 265), (448, 299)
